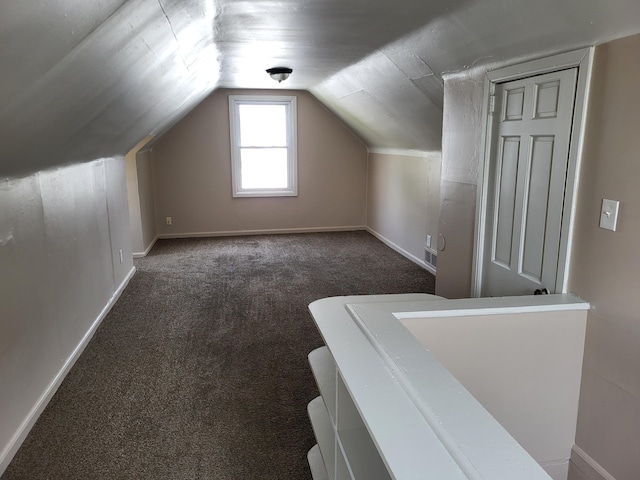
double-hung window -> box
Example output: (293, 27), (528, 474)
(229, 95), (297, 197)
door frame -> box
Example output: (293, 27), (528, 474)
(471, 47), (594, 297)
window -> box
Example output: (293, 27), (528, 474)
(229, 95), (297, 197)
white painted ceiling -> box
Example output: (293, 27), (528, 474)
(2, 0), (640, 177)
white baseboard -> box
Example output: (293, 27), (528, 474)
(157, 225), (367, 239)
(133, 234), (159, 258)
(0, 266), (136, 475)
(570, 445), (616, 480)
(366, 227), (436, 275)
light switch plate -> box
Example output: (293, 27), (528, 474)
(599, 199), (619, 231)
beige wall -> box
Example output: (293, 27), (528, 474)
(136, 150), (157, 252)
(0, 157), (134, 472)
(436, 33), (640, 479)
(125, 136), (156, 256)
(436, 71), (485, 299)
(404, 308), (587, 479)
(567, 33), (640, 480)
(367, 151), (440, 268)
(125, 149), (144, 253)
(151, 89), (367, 236)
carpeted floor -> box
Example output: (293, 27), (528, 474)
(3, 231), (435, 479)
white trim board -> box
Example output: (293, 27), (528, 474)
(367, 148), (432, 158)
(571, 445), (616, 480)
(133, 234), (159, 258)
(229, 95), (298, 198)
(157, 225), (367, 239)
(0, 266), (136, 475)
(366, 227), (436, 275)
(471, 47), (594, 297)
(391, 293), (589, 319)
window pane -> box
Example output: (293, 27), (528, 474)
(239, 104), (287, 147)
(240, 148), (288, 189)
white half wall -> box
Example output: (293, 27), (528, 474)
(402, 308), (588, 480)
(0, 157), (134, 474)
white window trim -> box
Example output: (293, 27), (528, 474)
(229, 95), (298, 197)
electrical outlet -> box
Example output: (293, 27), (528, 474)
(166, 216), (172, 226)
(599, 199), (619, 231)
(426, 235), (432, 248)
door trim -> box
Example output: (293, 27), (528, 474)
(471, 48), (594, 297)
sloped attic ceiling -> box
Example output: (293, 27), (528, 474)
(2, 0), (640, 178)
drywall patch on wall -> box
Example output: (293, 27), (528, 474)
(436, 180), (477, 298)
(436, 70), (486, 299)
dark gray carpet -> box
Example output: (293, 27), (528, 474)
(3, 231), (435, 479)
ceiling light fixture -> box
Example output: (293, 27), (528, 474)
(266, 67), (292, 83)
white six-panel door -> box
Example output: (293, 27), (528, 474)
(482, 68), (578, 297)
